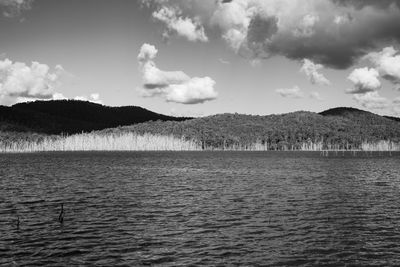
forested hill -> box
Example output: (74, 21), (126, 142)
(0, 100), (188, 134)
(99, 107), (400, 150)
(321, 107), (400, 123)
(1, 101), (400, 150)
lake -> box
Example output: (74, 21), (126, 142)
(1, 151), (400, 266)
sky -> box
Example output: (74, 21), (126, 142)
(0, 0), (400, 117)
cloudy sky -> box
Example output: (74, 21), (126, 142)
(1, 0), (400, 117)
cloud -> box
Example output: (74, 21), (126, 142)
(14, 92), (65, 104)
(218, 58), (230, 64)
(276, 86), (304, 98)
(333, 14), (352, 25)
(0, 0), (32, 17)
(353, 91), (390, 110)
(74, 93), (103, 104)
(300, 59), (331, 85)
(0, 58), (102, 106)
(152, 5), (208, 42)
(310, 91), (324, 101)
(331, 0), (400, 9)
(346, 67), (381, 94)
(0, 58), (64, 100)
(163, 77), (217, 104)
(293, 14), (319, 38)
(137, 43), (158, 63)
(365, 47), (400, 84)
(143, 0), (400, 69)
(51, 92), (67, 100)
(14, 92), (103, 105)
(138, 43), (217, 104)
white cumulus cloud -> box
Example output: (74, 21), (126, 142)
(74, 93), (103, 104)
(276, 86), (304, 98)
(0, 58), (64, 100)
(14, 92), (65, 104)
(137, 43), (158, 63)
(152, 5), (208, 42)
(300, 59), (331, 85)
(165, 77), (216, 104)
(346, 67), (381, 94)
(14, 92), (103, 105)
(138, 43), (217, 104)
(365, 46), (400, 84)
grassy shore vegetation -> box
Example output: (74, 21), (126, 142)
(1, 131), (399, 152)
(0, 132), (200, 152)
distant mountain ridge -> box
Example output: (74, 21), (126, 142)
(0, 100), (189, 134)
(319, 107), (369, 116)
(320, 106), (400, 124)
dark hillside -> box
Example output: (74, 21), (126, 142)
(319, 107), (368, 117)
(320, 107), (393, 125)
(0, 100), (189, 134)
(384, 115), (400, 122)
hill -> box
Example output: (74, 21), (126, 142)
(384, 115), (400, 123)
(1, 102), (400, 150)
(321, 107), (400, 124)
(0, 100), (188, 135)
(98, 108), (400, 150)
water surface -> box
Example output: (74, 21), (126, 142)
(1, 151), (400, 266)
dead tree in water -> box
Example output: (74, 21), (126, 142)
(58, 203), (64, 224)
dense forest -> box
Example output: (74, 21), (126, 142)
(98, 107), (400, 150)
(0, 100), (188, 135)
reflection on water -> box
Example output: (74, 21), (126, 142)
(1, 151), (400, 266)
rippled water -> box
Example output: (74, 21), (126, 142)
(1, 151), (400, 266)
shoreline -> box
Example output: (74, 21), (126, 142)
(1, 150), (399, 154)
